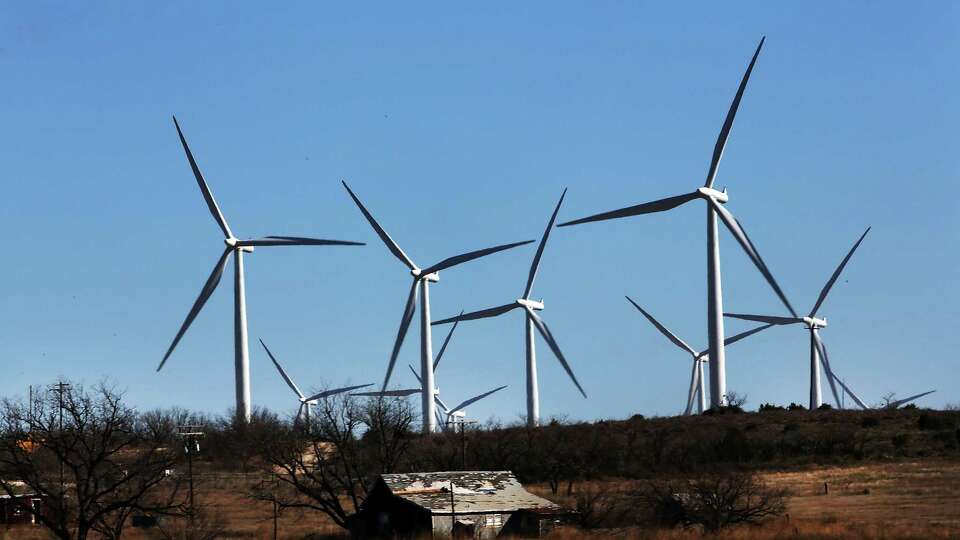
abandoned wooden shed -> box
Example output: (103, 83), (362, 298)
(350, 471), (568, 538)
(0, 481), (43, 525)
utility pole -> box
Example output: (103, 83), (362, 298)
(48, 381), (70, 524)
(177, 425), (204, 525)
(446, 416), (476, 470)
(449, 480), (456, 533)
(259, 478), (279, 540)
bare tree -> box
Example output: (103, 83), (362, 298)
(0, 382), (183, 540)
(879, 392), (898, 409)
(643, 470), (787, 532)
(253, 393), (414, 530)
(724, 391), (748, 409)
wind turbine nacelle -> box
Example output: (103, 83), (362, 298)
(517, 298), (544, 310)
(802, 316), (827, 328)
(240, 246), (254, 253)
(411, 268), (439, 282)
(697, 187), (729, 203)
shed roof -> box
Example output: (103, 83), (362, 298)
(378, 471), (561, 515)
(0, 481), (36, 498)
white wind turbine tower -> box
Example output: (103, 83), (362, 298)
(726, 228), (871, 410)
(342, 181), (532, 433)
(351, 318), (507, 430)
(558, 37), (797, 409)
(259, 339), (372, 425)
(432, 189), (586, 427)
(157, 117), (364, 422)
(625, 297), (772, 414)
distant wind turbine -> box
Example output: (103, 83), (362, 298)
(259, 339), (372, 425)
(726, 228), (870, 410)
(830, 370), (935, 410)
(352, 318), (507, 430)
(625, 297), (772, 415)
(432, 189), (585, 427)
(558, 38), (796, 409)
(158, 117), (364, 422)
(342, 181), (532, 433)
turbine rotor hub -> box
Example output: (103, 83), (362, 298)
(410, 268), (439, 282)
(517, 298), (544, 310)
(697, 186), (729, 203)
(803, 316), (827, 328)
(224, 237), (238, 247)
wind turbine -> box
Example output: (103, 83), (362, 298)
(341, 181), (532, 433)
(828, 369), (935, 410)
(725, 228), (870, 410)
(432, 189), (585, 427)
(406, 365), (508, 431)
(558, 37), (796, 409)
(157, 117), (364, 422)
(351, 318), (507, 431)
(259, 339), (372, 425)
(625, 297), (772, 415)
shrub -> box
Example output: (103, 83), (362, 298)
(641, 471), (787, 532)
(891, 433), (910, 450)
(788, 403), (806, 411)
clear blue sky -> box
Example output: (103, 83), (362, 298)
(1, 2), (956, 422)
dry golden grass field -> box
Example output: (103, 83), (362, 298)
(3, 460), (959, 539)
(532, 460), (960, 539)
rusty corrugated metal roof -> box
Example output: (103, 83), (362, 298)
(379, 471), (562, 514)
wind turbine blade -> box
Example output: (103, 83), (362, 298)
(708, 198), (798, 317)
(446, 385), (509, 416)
(352, 389), (422, 397)
(158, 247), (232, 371)
(259, 339), (305, 400)
(172, 117), (233, 239)
(625, 296), (697, 356)
(557, 192), (700, 228)
(832, 375), (869, 410)
(436, 410), (447, 431)
(526, 308), (587, 398)
(523, 189), (566, 299)
(420, 240), (534, 277)
(238, 237), (365, 247)
(435, 395), (450, 412)
(432, 303), (519, 326)
(433, 311), (462, 371)
(809, 227), (871, 317)
(705, 37), (765, 189)
(723, 323), (775, 347)
(684, 361), (699, 415)
(341, 180), (417, 271)
(724, 313), (802, 325)
(408, 364), (422, 384)
(889, 390), (936, 409)
(382, 281), (419, 390)
(304, 383), (374, 402)
(812, 334), (842, 408)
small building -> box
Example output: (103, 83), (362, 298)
(351, 471), (568, 538)
(0, 481), (43, 525)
